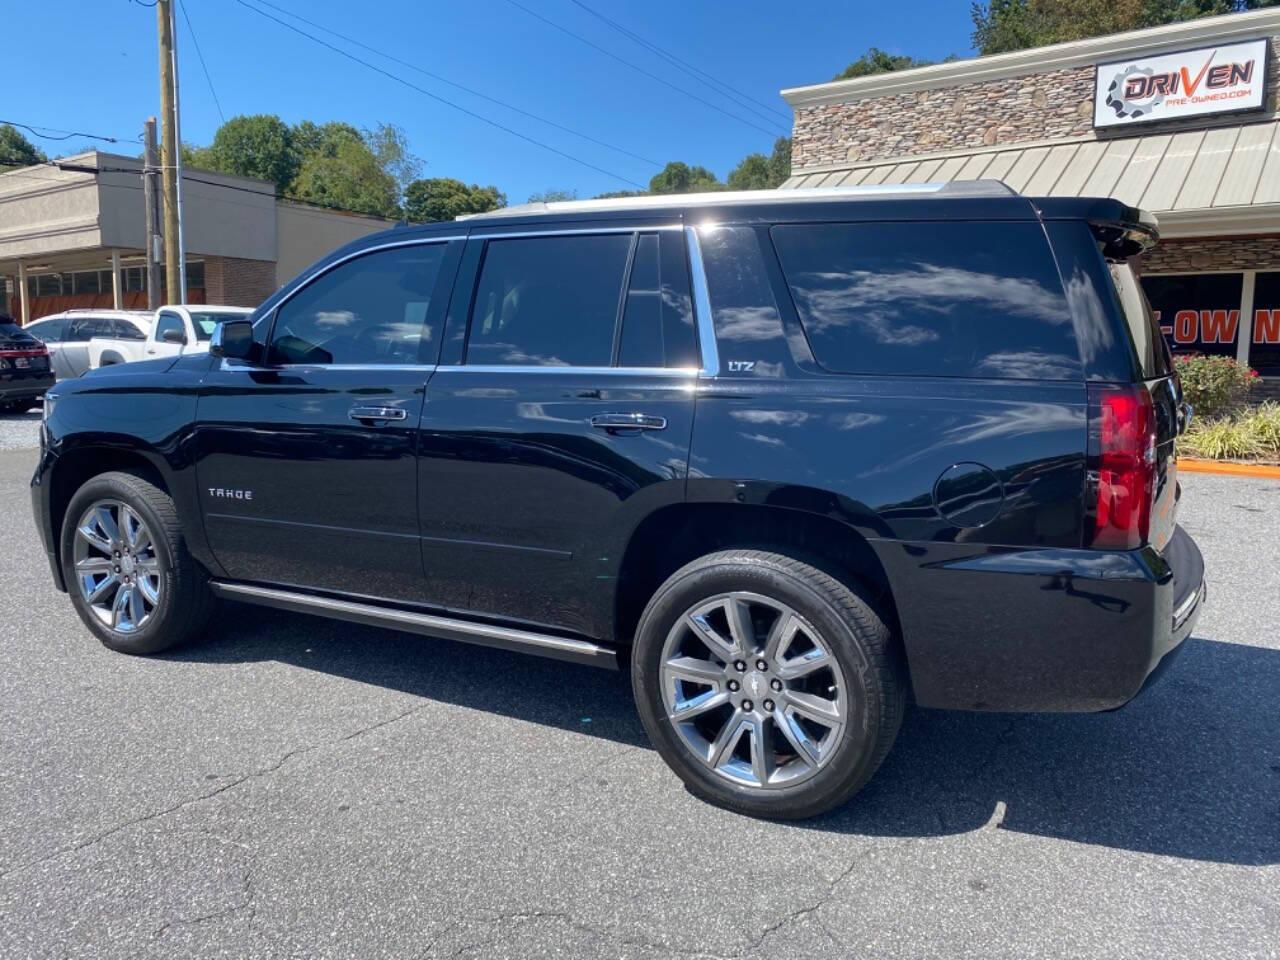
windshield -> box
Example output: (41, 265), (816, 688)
(189, 311), (250, 341)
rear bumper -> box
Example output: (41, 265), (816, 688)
(876, 525), (1205, 712)
(1, 370), (55, 400)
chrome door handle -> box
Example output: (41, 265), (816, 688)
(348, 405), (408, 423)
(590, 412), (667, 432)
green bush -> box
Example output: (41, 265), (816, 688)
(1173, 354), (1258, 418)
(1181, 402), (1280, 461)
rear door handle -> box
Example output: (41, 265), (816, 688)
(590, 412), (667, 432)
(348, 405), (408, 423)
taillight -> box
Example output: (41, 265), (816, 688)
(1088, 384), (1156, 550)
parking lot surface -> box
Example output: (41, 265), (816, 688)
(0, 441), (1276, 960)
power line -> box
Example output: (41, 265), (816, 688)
(502, 0), (786, 138)
(564, 0), (792, 128)
(232, 0), (646, 189)
(251, 0), (660, 168)
(177, 0), (226, 124)
(0, 119), (122, 144)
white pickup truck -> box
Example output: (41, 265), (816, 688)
(90, 305), (254, 369)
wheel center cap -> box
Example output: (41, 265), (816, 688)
(744, 671), (767, 703)
(120, 554), (136, 576)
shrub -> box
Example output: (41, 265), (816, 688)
(1173, 354), (1258, 418)
(1181, 402), (1280, 461)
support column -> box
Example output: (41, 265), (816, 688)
(111, 249), (123, 310)
(1238, 271), (1256, 367)
(16, 262), (28, 325)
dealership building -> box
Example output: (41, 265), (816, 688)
(0, 151), (392, 322)
(781, 8), (1280, 380)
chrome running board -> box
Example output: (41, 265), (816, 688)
(209, 581), (618, 669)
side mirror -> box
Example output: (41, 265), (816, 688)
(210, 319), (259, 362)
(161, 328), (187, 345)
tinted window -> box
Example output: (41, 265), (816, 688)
(63, 316), (111, 342)
(25, 318), (65, 342)
(467, 234), (631, 366)
(771, 222), (1081, 380)
(269, 244), (446, 365)
(155, 312), (186, 344)
(111, 318), (148, 341)
(0, 321), (39, 344)
(616, 233), (698, 368)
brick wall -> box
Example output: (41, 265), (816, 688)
(204, 255), (277, 308)
(1142, 235), (1280, 273)
(791, 35), (1279, 169)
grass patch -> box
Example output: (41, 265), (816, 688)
(1181, 402), (1280, 462)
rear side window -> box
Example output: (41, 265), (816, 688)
(771, 222), (1082, 380)
(63, 316), (111, 342)
(467, 234), (631, 367)
(616, 233), (699, 368)
(1108, 262), (1171, 379)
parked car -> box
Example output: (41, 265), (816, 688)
(23, 310), (152, 379)
(0, 314), (54, 413)
(32, 183), (1205, 819)
(90, 305), (254, 369)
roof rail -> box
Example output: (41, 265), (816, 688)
(459, 180), (1017, 220)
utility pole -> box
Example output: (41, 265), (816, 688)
(156, 0), (186, 304)
(142, 117), (162, 311)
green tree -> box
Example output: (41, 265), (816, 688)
(971, 0), (1278, 55)
(527, 188), (578, 203)
(727, 136), (792, 190)
(649, 161), (725, 194)
(0, 124), (47, 170)
(195, 114), (297, 194)
(290, 134), (402, 217)
(834, 47), (936, 81)
(404, 177), (506, 222)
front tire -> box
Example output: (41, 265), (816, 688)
(632, 550), (905, 819)
(60, 470), (214, 655)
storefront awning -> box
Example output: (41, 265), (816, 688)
(782, 119), (1280, 237)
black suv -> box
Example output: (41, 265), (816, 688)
(1, 314), (55, 413)
(33, 183), (1204, 818)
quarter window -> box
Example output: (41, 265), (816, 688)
(269, 244), (446, 365)
(466, 234), (632, 367)
(771, 222), (1082, 380)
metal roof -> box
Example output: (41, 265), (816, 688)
(459, 179), (1016, 220)
(783, 119), (1274, 224)
(781, 120), (1280, 223)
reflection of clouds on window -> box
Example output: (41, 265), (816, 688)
(312, 310), (358, 330)
(976, 350), (1078, 380)
(714, 306), (780, 342)
(788, 264), (1066, 345)
(739, 432), (786, 447)
(1063, 267), (1114, 367)
(470, 341), (570, 366)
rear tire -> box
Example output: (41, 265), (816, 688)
(60, 470), (214, 655)
(631, 550), (905, 819)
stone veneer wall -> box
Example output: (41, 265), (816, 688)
(1142, 235), (1280, 273)
(791, 35), (1279, 168)
(204, 255), (277, 308)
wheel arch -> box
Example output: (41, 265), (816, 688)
(46, 442), (176, 590)
(612, 502), (901, 654)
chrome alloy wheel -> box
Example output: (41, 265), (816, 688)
(72, 499), (162, 634)
(658, 592), (847, 790)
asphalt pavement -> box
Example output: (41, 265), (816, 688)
(0, 433), (1276, 960)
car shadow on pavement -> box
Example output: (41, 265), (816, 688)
(173, 605), (1279, 866)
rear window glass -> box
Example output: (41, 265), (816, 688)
(771, 221), (1082, 380)
(0, 321), (38, 343)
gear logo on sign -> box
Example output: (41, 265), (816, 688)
(1105, 65), (1164, 119)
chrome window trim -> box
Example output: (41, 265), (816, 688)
(219, 358), (436, 373)
(684, 226), (720, 377)
(435, 364), (698, 377)
(472, 224), (682, 241)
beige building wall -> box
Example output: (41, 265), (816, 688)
(274, 202), (392, 289)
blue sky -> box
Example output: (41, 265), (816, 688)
(10, 0), (975, 202)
